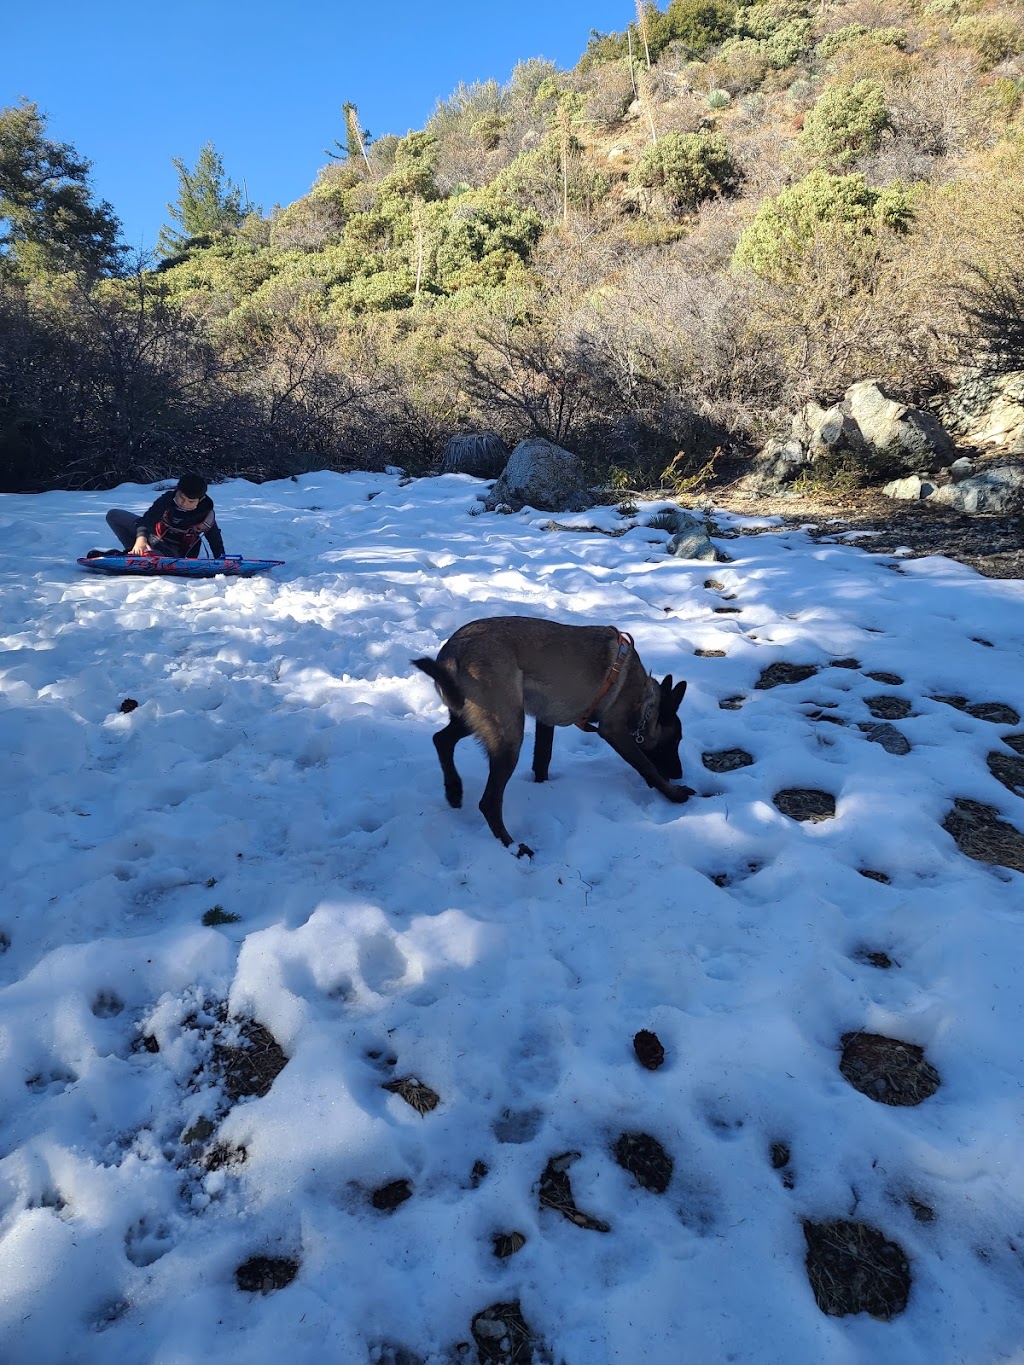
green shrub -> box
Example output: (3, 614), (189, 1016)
(763, 17), (813, 67)
(733, 168), (914, 277)
(203, 906), (240, 926)
(711, 37), (772, 90)
(734, 2), (813, 66)
(431, 188), (542, 289)
(708, 88), (733, 107)
(470, 113), (505, 150)
(951, 15), (1024, 69)
(799, 79), (889, 168)
(978, 76), (1024, 124)
(817, 24), (907, 61)
(664, 0), (737, 56)
(629, 130), (740, 214)
(816, 24), (871, 60)
(739, 1), (808, 41)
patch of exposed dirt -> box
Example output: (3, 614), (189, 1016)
(235, 1255), (299, 1295)
(864, 695), (913, 721)
(710, 484), (1024, 580)
(803, 1218), (911, 1319)
(214, 1019), (288, 1102)
(756, 662), (819, 689)
(943, 799), (1024, 873)
(988, 750), (1024, 796)
(612, 1132), (674, 1194)
(702, 748), (754, 772)
(773, 788), (836, 823)
(471, 1301), (537, 1365)
(840, 1032), (941, 1107)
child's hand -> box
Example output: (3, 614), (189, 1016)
(131, 536), (151, 554)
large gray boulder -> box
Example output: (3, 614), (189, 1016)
(484, 437), (594, 512)
(842, 380), (954, 474)
(935, 371), (1024, 453)
(752, 380), (956, 492)
(667, 525), (717, 560)
(882, 474), (935, 501)
(929, 462), (1024, 514)
(754, 436), (810, 487)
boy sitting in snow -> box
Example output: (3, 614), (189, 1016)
(92, 475), (226, 560)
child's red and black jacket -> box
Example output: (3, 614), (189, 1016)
(137, 492), (225, 558)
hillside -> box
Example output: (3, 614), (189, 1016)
(1, 0), (1023, 496)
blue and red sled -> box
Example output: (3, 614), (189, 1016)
(78, 553), (285, 579)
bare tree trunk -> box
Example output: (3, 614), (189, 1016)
(639, 69), (658, 147)
(627, 30), (639, 101)
(635, 0), (652, 69)
(413, 200), (424, 298)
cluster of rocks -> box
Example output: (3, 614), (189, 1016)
(443, 433), (722, 559)
(751, 376), (1024, 515)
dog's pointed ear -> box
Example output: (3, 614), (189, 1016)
(658, 675), (686, 717)
(659, 676), (687, 716)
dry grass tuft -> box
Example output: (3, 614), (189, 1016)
(539, 1153), (611, 1232)
(382, 1077), (441, 1115)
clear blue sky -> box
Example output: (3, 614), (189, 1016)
(5, 0), (631, 256)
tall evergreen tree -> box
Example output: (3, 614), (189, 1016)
(325, 102), (373, 173)
(158, 142), (249, 258)
(0, 98), (124, 279)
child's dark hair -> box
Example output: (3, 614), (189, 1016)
(177, 474), (208, 499)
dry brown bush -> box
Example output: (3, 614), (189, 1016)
(742, 224), (945, 407)
(883, 49), (984, 155)
(582, 61), (637, 128)
(905, 143), (1024, 367)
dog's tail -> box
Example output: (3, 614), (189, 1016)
(412, 656), (466, 712)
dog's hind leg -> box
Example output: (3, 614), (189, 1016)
(532, 722), (554, 784)
(433, 714), (471, 808)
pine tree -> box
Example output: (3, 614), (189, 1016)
(325, 102), (373, 174)
(157, 142), (249, 258)
(0, 98), (124, 279)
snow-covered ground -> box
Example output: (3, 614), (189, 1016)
(2, 472), (1023, 1365)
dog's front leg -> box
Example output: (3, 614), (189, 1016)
(598, 728), (694, 803)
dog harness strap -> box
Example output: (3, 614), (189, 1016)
(576, 629), (634, 732)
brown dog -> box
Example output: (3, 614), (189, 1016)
(413, 616), (693, 857)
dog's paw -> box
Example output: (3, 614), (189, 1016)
(666, 784), (696, 804)
(514, 842), (535, 860)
